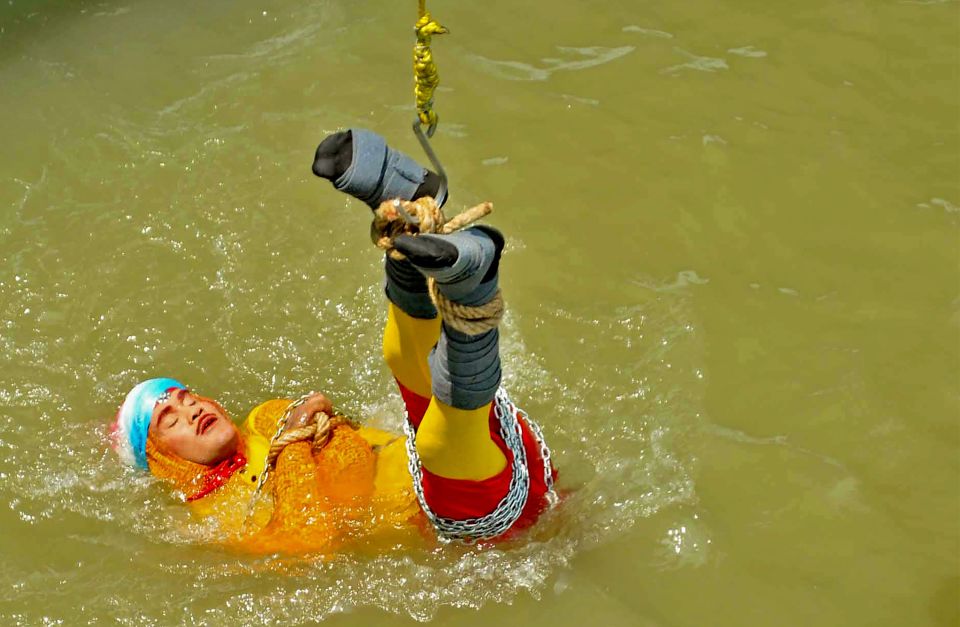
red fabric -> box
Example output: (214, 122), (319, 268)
(396, 380), (556, 538)
(398, 384), (431, 428)
(186, 451), (248, 502)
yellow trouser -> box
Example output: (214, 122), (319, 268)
(382, 303), (506, 480)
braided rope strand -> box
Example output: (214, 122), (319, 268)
(413, 9), (447, 129)
(428, 279), (505, 335)
(243, 395), (352, 529)
(371, 196), (493, 260)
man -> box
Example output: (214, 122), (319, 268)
(112, 129), (557, 553)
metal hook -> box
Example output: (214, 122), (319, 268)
(393, 198), (420, 226)
(412, 116), (448, 205)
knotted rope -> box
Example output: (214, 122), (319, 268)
(244, 395), (355, 527)
(414, 0), (447, 131)
(266, 413), (354, 469)
(371, 195), (504, 334)
(428, 279), (505, 334)
(371, 196), (493, 260)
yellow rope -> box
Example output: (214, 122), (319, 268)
(413, 2), (447, 129)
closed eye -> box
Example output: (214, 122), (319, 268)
(157, 407), (178, 429)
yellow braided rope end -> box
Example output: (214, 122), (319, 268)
(413, 11), (447, 128)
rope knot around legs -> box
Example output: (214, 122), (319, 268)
(371, 195), (503, 333)
(371, 196), (493, 260)
(428, 279), (504, 335)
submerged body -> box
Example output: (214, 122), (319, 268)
(176, 397), (423, 554)
(145, 304), (555, 554)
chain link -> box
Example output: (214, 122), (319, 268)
(403, 387), (556, 542)
(520, 409), (559, 507)
(239, 389), (557, 538)
(242, 392), (315, 528)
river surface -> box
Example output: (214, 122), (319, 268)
(1, 0), (958, 625)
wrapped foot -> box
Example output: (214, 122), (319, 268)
(392, 233), (458, 269)
(405, 226), (504, 306)
(400, 226), (506, 335)
(311, 129), (446, 208)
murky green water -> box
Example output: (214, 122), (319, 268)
(1, 0), (958, 624)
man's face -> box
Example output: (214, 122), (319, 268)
(149, 388), (240, 465)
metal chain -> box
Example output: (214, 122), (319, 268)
(520, 409), (559, 507)
(242, 392), (315, 528)
(239, 389), (557, 537)
(403, 387), (556, 542)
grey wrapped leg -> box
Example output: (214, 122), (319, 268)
(397, 227), (505, 410)
(333, 128), (447, 209)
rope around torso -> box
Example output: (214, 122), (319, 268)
(243, 395), (351, 528)
(265, 413), (353, 468)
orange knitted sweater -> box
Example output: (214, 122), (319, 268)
(147, 399), (425, 555)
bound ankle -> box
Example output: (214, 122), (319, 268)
(404, 227), (504, 306)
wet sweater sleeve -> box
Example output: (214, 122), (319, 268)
(271, 442), (328, 521)
(240, 442), (339, 554)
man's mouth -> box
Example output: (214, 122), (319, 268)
(197, 414), (218, 435)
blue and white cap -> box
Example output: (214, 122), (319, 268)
(113, 378), (187, 469)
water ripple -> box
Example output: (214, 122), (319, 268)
(469, 46), (635, 82)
